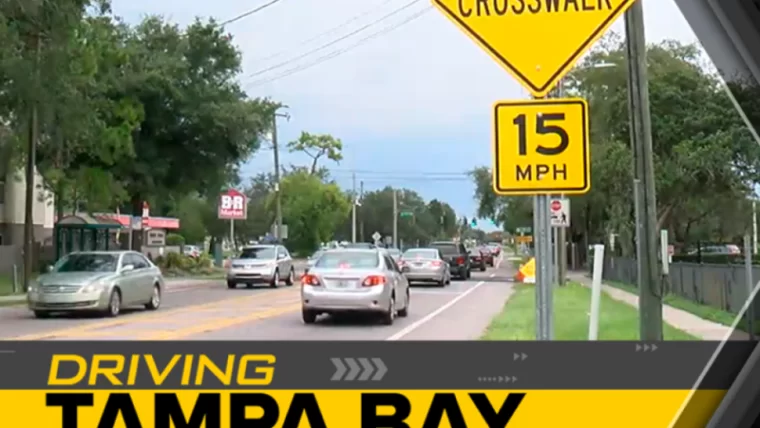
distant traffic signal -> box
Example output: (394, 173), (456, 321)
(470, 219), (477, 227)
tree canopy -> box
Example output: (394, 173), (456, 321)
(472, 34), (760, 256)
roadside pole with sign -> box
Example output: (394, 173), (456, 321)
(218, 189), (248, 252)
(431, 0), (634, 340)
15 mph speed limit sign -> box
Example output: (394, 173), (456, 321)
(492, 98), (590, 195)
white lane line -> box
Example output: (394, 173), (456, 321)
(410, 290), (464, 295)
(386, 253), (506, 341)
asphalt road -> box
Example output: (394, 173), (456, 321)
(0, 256), (515, 341)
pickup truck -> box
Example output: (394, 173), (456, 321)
(430, 241), (471, 280)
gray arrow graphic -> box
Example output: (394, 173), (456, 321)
(504, 376), (511, 383)
(330, 358), (346, 381)
(371, 358), (387, 381)
(651, 344), (657, 351)
(344, 358), (361, 381)
(358, 358), (374, 381)
(512, 376), (518, 382)
(498, 376), (504, 382)
(521, 353), (527, 360)
(635, 344), (642, 351)
(513, 353), (519, 361)
(643, 344), (650, 351)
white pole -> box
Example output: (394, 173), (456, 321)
(753, 199), (757, 255)
(589, 244), (605, 340)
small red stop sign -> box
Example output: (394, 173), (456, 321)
(551, 200), (562, 211)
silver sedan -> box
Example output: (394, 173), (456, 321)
(27, 251), (164, 318)
(300, 249), (410, 325)
(227, 245), (296, 288)
(399, 248), (451, 286)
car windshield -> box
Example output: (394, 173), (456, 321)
(315, 251), (379, 269)
(431, 243), (459, 255)
(403, 249), (438, 259)
(53, 253), (118, 273)
(239, 247), (276, 259)
(309, 251), (324, 260)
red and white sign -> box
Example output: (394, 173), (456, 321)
(218, 189), (247, 220)
(549, 198), (570, 227)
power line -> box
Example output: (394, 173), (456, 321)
(219, 0), (284, 26)
(250, 0), (398, 64)
(245, 0), (424, 79)
(245, 6), (431, 87)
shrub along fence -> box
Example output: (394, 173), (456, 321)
(603, 256), (760, 320)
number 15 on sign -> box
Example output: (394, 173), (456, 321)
(491, 98), (590, 195)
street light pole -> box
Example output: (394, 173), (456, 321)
(625, 0), (663, 340)
(272, 107), (289, 242)
(393, 189), (399, 248)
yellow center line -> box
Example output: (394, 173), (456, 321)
(9, 288), (300, 340)
(137, 302), (302, 340)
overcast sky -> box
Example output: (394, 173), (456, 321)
(112, 0), (701, 231)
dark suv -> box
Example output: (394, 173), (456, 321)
(430, 241), (470, 280)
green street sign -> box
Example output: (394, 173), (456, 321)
(516, 227), (532, 233)
(400, 212), (413, 217)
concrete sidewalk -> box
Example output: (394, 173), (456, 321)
(568, 272), (748, 340)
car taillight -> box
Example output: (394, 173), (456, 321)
(456, 257), (465, 264)
(301, 274), (321, 286)
(430, 260), (442, 267)
(362, 275), (386, 287)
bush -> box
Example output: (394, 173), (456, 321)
(166, 233), (185, 246)
(152, 251), (218, 276)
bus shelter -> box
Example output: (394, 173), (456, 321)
(54, 214), (123, 261)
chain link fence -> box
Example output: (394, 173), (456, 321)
(603, 256), (760, 319)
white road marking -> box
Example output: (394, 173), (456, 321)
(410, 290), (464, 295)
(387, 255), (504, 341)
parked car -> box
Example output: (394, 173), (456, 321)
(399, 248), (451, 286)
(469, 248), (487, 271)
(27, 251), (164, 318)
(342, 242), (376, 249)
(227, 245), (295, 289)
(487, 242), (502, 257)
(183, 245), (201, 258)
(429, 241), (471, 280)
(300, 248), (410, 325)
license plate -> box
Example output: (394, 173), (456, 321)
(337, 280), (348, 288)
(413, 263), (423, 267)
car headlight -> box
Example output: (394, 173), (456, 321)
(27, 281), (39, 293)
(81, 281), (107, 293)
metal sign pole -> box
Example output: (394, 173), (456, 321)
(535, 194), (554, 340)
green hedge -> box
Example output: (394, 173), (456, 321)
(672, 254), (760, 265)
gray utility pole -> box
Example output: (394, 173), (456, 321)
(393, 189), (399, 248)
(359, 180), (365, 242)
(23, 34), (41, 292)
(351, 172), (357, 243)
(272, 108), (289, 242)
(625, 0), (663, 340)
(534, 193), (554, 340)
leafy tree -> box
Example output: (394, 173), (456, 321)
(269, 171), (350, 255)
(287, 132), (343, 175)
(471, 34), (760, 256)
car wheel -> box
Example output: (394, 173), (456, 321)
(445, 275), (451, 285)
(398, 290), (409, 317)
(381, 294), (396, 325)
(33, 310), (50, 319)
(145, 284), (161, 310)
(302, 309), (317, 324)
(438, 276), (446, 287)
(106, 289), (121, 317)
(466, 269), (472, 279)
(480, 264), (486, 272)
(285, 268), (295, 286)
(270, 270), (280, 288)
(227, 281), (236, 289)
(246, 283), (254, 289)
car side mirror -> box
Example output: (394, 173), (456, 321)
(47, 265), (54, 273)
(120, 264), (135, 273)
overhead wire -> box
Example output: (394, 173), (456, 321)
(245, 6), (432, 87)
(250, 0), (399, 63)
(219, 0), (285, 26)
(245, 0), (425, 80)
